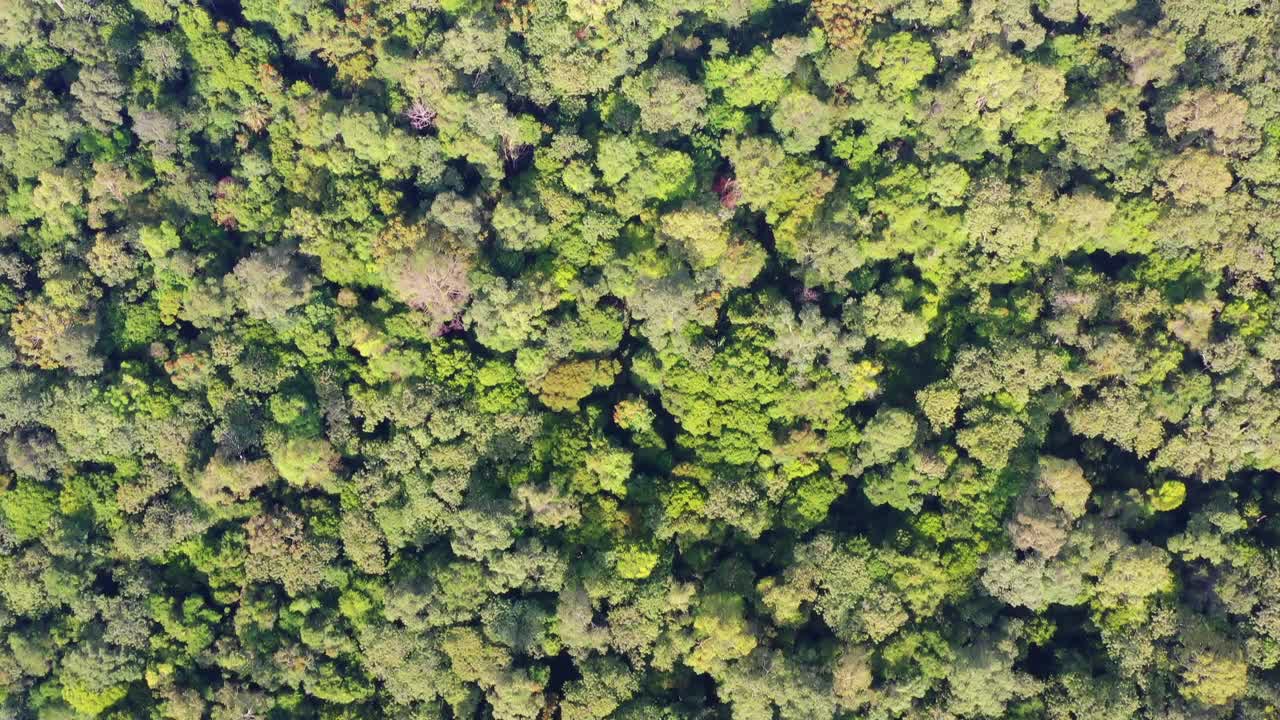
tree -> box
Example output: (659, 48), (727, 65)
(70, 65), (126, 133)
(659, 202), (731, 270)
(390, 249), (472, 327)
(857, 407), (917, 469)
(244, 511), (339, 595)
(535, 359), (620, 412)
(771, 91), (838, 154)
(687, 594), (758, 675)
(622, 64), (708, 135)
(1176, 619), (1248, 707)
(58, 635), (141, 716)
(9, 298), (102, 375)
(266, 433), (339, 490)
(559, 656), (639, 719)
(1110, 20), (1186, 88)
(1165, 89), (1252, 155)
(723, 136), (835, 227)
(813, 0), (880, 50)
(0, 478), (58, 542)
(1037, 457), (1091, 519)
(191, 456), (276, 508)
(227, 242), (314, 324)
(1158, 149), (1234, 205)
(946, 635), (1042, 718)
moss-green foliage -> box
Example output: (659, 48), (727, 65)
(0, 0), (1278, 718)
(1149, 480), (1188, 512)
(0, 480), (58, 542)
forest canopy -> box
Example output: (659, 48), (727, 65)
(2, 0), (1280, 718)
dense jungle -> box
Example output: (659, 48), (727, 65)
(1, 0), (1280, 718)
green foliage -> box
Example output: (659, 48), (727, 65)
(858, 408), (917, 469)
(622, 64), (708, 135)
(536, 359), (620, 412)
(771, 91), (838, 153)
(268, 434), (339, 489)
(1149, 480), (1188, 512)
(0, 480), (58, 542)
(138, 222), (181, 259)
(612, 544), (660, 580)
(1177, 620), (1249, 706)
(0, 1), (1276, 718)
(62, 680), (128, 717)
(688, 594), (758, 675)
(704, 47), (792, 109)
